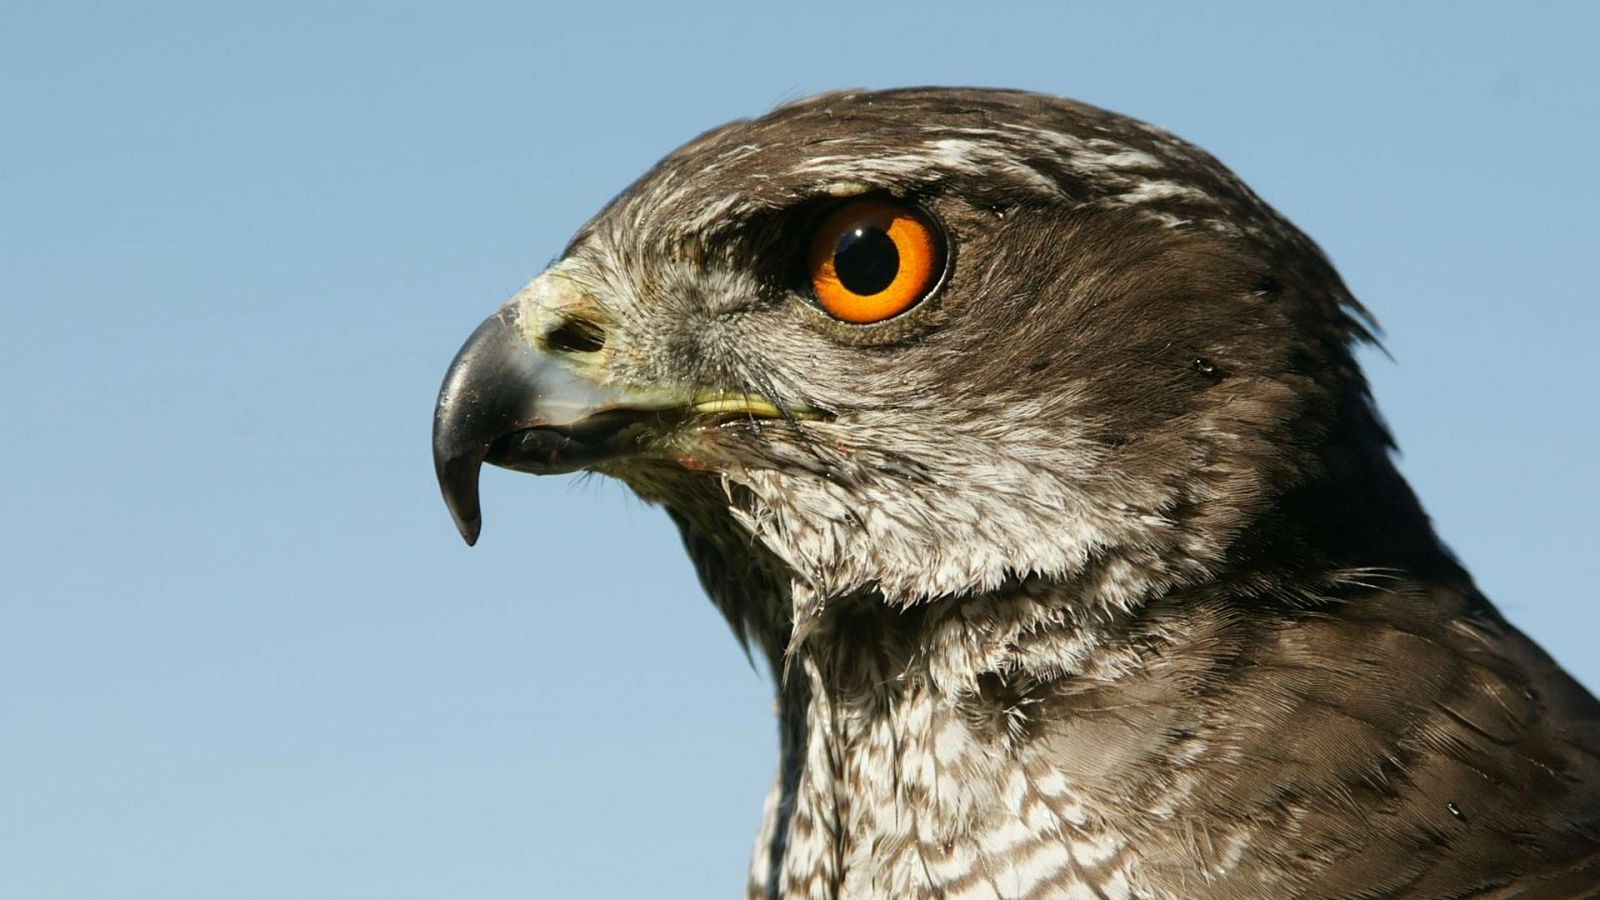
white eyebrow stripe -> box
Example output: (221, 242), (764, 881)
(787, 137), (1065, 197)
(620, 116), (1236, 244)
(1108, 180), (1212, 205)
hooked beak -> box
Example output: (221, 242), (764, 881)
(432, 303), (624, 545)
(432, 274), (815, 545)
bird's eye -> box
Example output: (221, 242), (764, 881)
(807, 199), (942, 324)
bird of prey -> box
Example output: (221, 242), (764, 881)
(432, 88), (1600, 898)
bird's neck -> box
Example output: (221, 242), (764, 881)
(756, 579), (1228, 897)
(651, 450), (1477, 895)
(752, 454), (1473, 890)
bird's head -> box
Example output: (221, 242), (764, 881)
(435, 88), (1410, 639)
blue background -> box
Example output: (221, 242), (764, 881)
(4, 3), (1596, 897)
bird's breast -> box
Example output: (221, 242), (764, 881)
(764, 681), (1150, 899)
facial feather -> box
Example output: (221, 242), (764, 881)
(562, 89), (1396, 622)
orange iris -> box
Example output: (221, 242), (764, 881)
(808, 199), (942, 324)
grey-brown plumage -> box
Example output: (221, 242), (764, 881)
(432, 88), (1600, 898)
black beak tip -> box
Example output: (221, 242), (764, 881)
(433, 308), (530, 547)
(436, 452), (485, 546)
(452, 495), (482, 546)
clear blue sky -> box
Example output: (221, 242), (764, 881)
(3, 3), (1596, 897)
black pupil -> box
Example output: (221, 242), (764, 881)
(833, 225), (899, 295)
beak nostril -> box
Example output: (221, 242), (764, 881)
(544, 315), (607, 354)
